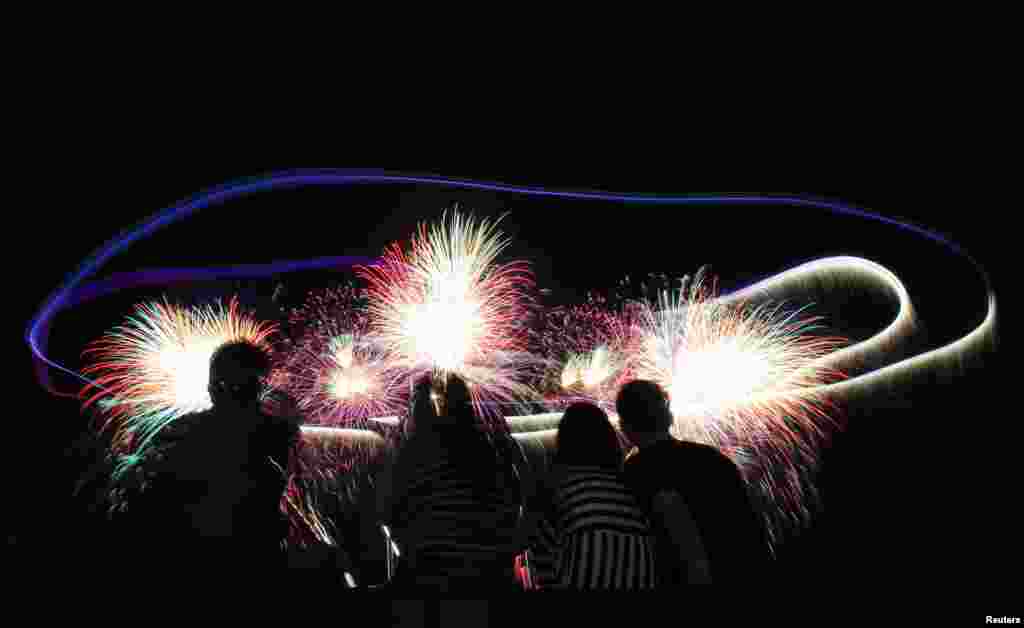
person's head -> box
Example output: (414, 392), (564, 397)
(555, 402), (623, 470)
(615, 379), (674, 447)
(208, 341), (272, 408)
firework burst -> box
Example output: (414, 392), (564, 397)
(80, 297), (277, 467)
(630, 268), (846, 446)
(561, 345), (619, 391)
(286, 283), (368, 344)
(532, 294), (635, 409)
(358, 210), (540, 420)
(280, 286), (404, 426)
(284, 333), (403, 426)
(627, 267), (848, 545)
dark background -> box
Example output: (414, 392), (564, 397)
(13, 143), (1011, 585)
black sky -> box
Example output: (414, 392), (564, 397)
(14, 140), (1011, 583)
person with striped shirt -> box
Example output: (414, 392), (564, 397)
(378, 374), (522, 593)
(526, 402), (657, 590)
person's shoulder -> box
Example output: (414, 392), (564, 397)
(160, 411), (210, 439)
(622, 447), (663, 485)
(633, 440), (734, 475)
(628, 438), (684, 462)
(670, 441), (745, 485)
(671, 439), (730, 461)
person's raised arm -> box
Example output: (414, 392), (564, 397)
(379, 375), (435, 524)
(408, 374), (437, 433)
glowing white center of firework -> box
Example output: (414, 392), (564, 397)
(668, 342), (772, 416)
(335, 345), (354, 370)
(560, 365), (580, 389)
(329, 336), (356, 370)
(404, 269), (483, 372)
(328, 368), (371, 399)
(323, 335), (373, 400)
(561, 346), (615, 390)
(156, 338), (222, 410)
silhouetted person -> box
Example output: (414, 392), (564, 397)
(379, 374), (520, 593)
(146, 341), (300, 571)
(526, 402), (657, 589)
(616, 380), (769, 586)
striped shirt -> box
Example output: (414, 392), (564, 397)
(529, 466), (657, 590)
(390, 426), (521, 581)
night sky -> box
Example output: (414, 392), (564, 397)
(15, 149), (1011, 586)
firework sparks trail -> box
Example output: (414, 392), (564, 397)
(281, 431), (386, 549)
(80, 297), (277, 473)
(626, 267), (848, 545)
(279, 286), (405, 426)
(358, 210), (541, 422)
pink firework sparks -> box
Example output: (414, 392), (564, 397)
(286, 284), (369, 343)
(283, 333), (404, 426)
(533, 293), (636, 410)
(357, 210), (540, 421)
(279, 286), (404, 426)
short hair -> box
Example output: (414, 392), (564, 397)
(615, 379), (673, 435)
(555, 402), (623, 470)
(209, 341), (271, 385)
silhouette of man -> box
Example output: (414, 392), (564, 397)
(148, 341), (300, 570)
(616, 380), (769, 585)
